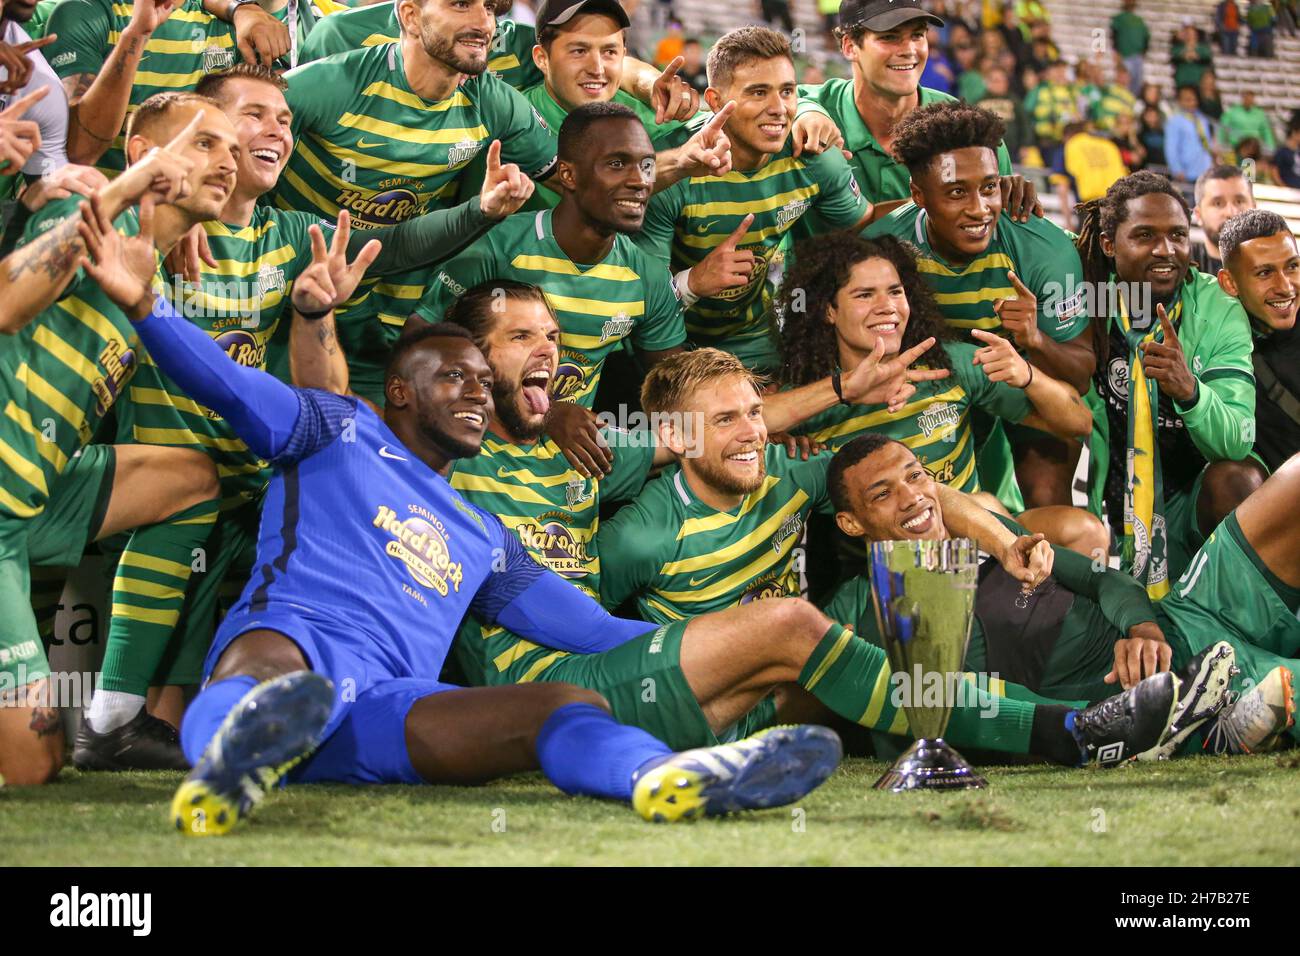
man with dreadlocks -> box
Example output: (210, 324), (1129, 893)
(862, 102), (1095, 520)
(1074, 170), (1266, 600)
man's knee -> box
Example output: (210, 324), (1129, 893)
(0, 733), (64, 785)
(1200, 459), (1267, 529)
(173, 453), (220, 514)
(1062, 508), (1110, 559)
(209, 630), (309, 683)
(544, 682), (610, 715)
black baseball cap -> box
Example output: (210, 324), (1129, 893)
(838, 0), (943, 33)
(535, 0), (631, 33)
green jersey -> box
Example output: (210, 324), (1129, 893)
(0, 198), (151, 520)
(450, 430), (655, 684)
(794, 81), (1013, 209)
(1109, 10), (1149, 57)
(636, 113), (870, 371)
(298, 3), (541, 90)
(794, 341), (1032, 492)
(45, 0), (239, 174)
(597, 444), (833, 622)
(415, 209), (685, 408)
(276, 41), (557, 398)
(864, 204), (1089, 345)
(22, 0), (57, 39)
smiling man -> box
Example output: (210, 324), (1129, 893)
(633, 26), (872, 374)
(1216, 209), (1300, 471)
(1190, 165), (1256, 276)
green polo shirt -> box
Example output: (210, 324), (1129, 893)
(1110, 10), (1150, 57)
(1218, 104), (1276, 150)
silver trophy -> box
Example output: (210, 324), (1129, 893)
(868, 538), (987, 792)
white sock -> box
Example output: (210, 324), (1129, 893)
(85, 690), (146, 734)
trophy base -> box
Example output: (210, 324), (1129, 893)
(873, 738), (988, 792)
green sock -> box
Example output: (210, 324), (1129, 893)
(798, 624), (1036, 755)
(965, 671), (1088, 708)
(100, 500), (218, 695)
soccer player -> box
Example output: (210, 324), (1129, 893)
(828, 433), (1296, 754)
(73, 65), (538, 770)
(425, 282), (1187, 768)
(863, 102), (1095, 513)
(776, 230), (1105, 558)
(75, 203), (847, 831)
(1215, 210), (1300, 472)
(1075, 170), (1266, 597)
(0, 104), (227, 786)
(0, 0), (66, 205)
(274, 0), (727, 403)
(44, 0), (293, 170)
(633, 27), (872, 374)
(1190, 164), (1255, 276)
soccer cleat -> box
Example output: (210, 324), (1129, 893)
(631, 724), (842, 823)
(72, 709), (190, 771)
(170, 672), (334, 837)
(1144, 641), (1237, 759)
(1071, 671), (1180, 767)
(1203, 666), (1295, 755)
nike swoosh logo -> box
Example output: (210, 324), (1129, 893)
(688, 571), (719, 586)
(355, 138), (386, 149)
(378, 446), (408, 461)
(696, 220), (721, 234)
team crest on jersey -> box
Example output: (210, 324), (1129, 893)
(917, 401), (961, 440)
(598, 312), (634, 344)
(91, 339), (137, 418)
(373, 504), (464, 597)
(203, 46), (235, 73)
(565, 476), (592, 508)
(775, 198), (812, 229)
(771, 512), (804, 554)
(446, 139), (484, 168)
(516, 515), (589, 578)
(1108, 356), (1130, 398)
(256, 263), (286, 297)
(215, 327), (266, 370)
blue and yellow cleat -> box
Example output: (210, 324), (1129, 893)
(632, 725), (843, 823)
(170, 671), (335, 837)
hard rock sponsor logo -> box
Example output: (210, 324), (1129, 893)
(599, 313), (634, 344)
(923, 457), (956, 485)
(214, 328), (266, 369)
(710, 244), (773, 302)
(775, 198), (811, 229)
(552, 352), (588, 400)
(373, 504), (464, 597)
(446, 139), (484, 168)
(917, 401), (961, 440)
(515, 515), (590, 578)
(91, 339), (136, 418)
(335, 187), (427, 229)
(739, 573), (794, 604)
(771, 511), (804, 553)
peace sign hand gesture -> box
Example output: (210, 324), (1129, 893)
(291, 209), (382, 316)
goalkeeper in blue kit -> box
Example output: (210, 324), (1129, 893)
(71, 194), (842, 833)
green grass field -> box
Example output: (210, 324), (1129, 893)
(4, 753), (1298, 865)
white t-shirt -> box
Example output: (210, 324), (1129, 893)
(0, 20), (69, 176)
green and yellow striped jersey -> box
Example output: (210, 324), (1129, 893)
(44, 0), (238, 174)
(636, 113), (869, 371)
(120, 206), (332, 510)
(863, 204), (1089, 345)
(597, 444), (833, 623)
(793, 341), (1032, 493)
(298, 3), (541, 90)
(449, 430), (655, 684)
(0, 199), (151, 520)
(415, 209), (685, 408)
(275, 41), (556, 400)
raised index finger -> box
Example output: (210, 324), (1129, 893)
(1006, 270), (1032, 297)
(15, 35), (58, 54)
(722, 213), (754, 248)
(658, 55), (683, 84)
(1158, 303), (1179, 344)
(484, 138), (501, 173)
(0, 85), (49, 119)
(897, 335), (937, 367)
(703, 101), (736, 137)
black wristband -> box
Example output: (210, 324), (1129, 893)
(295, 304), (332, 321)
(1022, 364), (1034, 390)
(831, 371), (848, 405)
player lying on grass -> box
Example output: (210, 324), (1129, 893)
(384, 281), (1189, 769)
(72, 193), (846, 832)
(776, 229), (1106, 562)
(826, 433), (1295, 754)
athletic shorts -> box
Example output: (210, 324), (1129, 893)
(1162, 466), (1209, 586)
(1157, 511), (1300, 741)
(536, 619), (777, 751)
(972, 413), (1026, 514)
(0, 445), (114, 689)
(206, 608), (454, 785)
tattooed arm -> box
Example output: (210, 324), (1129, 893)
(289, 307), (350, 397)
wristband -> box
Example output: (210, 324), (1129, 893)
(294, 303), (332, 321)
(673, 268), (700, 308)
(1021, 364), (1034, 390)
(227, 0), (259, 20)
(831, 371), (849, 405)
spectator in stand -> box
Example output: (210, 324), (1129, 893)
(1139, 104), (1168, 168)
(977, 65), (1034, 161)
(1273, 118), (1300, 187)
(1216, 0), (1242, 55)
(998, 3), (1032, 66)
(652, 19), (683, 67)
(1111, 0), (1150, 95)
(1015, 0), (1048, 32)
(1141, 81), (1173, 120)
(758, 0), (795, 34)
(801, 63), (826, 85)
(1075, 59), (1103, 120)
(1220, 89), (1276, 152)
(1172, 22), (1215, 89)
(1166, 84), (1220, 182)
(1027, 58), (1076, 172)
(678, 37), (708, 95)
(1234, 136), (1278, 183)
(1247, 0), (1276, 56)
(1060, 119), (1128, 227)
(818, 0), (843, 47)
(920, 25), (957, 95)
(1191, 164), (1256, 274)
(1094, 63), (1138, 132)
(953, 42), (985, 102)
(1110, 110), (1147, 170)
(1199, 71), (1224, 122)
(651, 0), (678, 31)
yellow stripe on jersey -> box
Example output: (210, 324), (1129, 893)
(509, 255), (641, 281)
(113, 577), (186, 601)
(109, 603), (181, 627)
(277, 166), (347, 220)
(132, 426), (245, 452)
(545, 292), (645, 319)
(932, 287), (1015, 307)
(205, 219), (279, 243)
(675, 221), (787, 250)
(313, 134), (454, 180)
(360, 82), (471, 113)
(205, 244), (297, 276)
(680, 183), (819, 220)
(33, 325), (100, 388)
(143, 36), (233, 54)
(18, 365), (86, 437)
(337, 111), (488, 146)
(657, 530), (799, 603)
(451, 473), (564, 507)
(117, 551), (191, 578)
(807, 385), (970, 443)
(0, 483), (41, 518)
(129, 386), (210, 419)
(689, 156), (802, 186)
(915, 252), (1015, 278)
(660, 490), (810, 577)
(4, 402), (67, 473)
(0, 434), (46, 494)
(361, 32), (397, 46)
(859, 657), (895, 728)
(644, 596), (684, 621)
(517, 650), (569, 682)
(372, 282), (424, 299)
(675, 474), (780, 538)
(492, 637), (541, 673)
